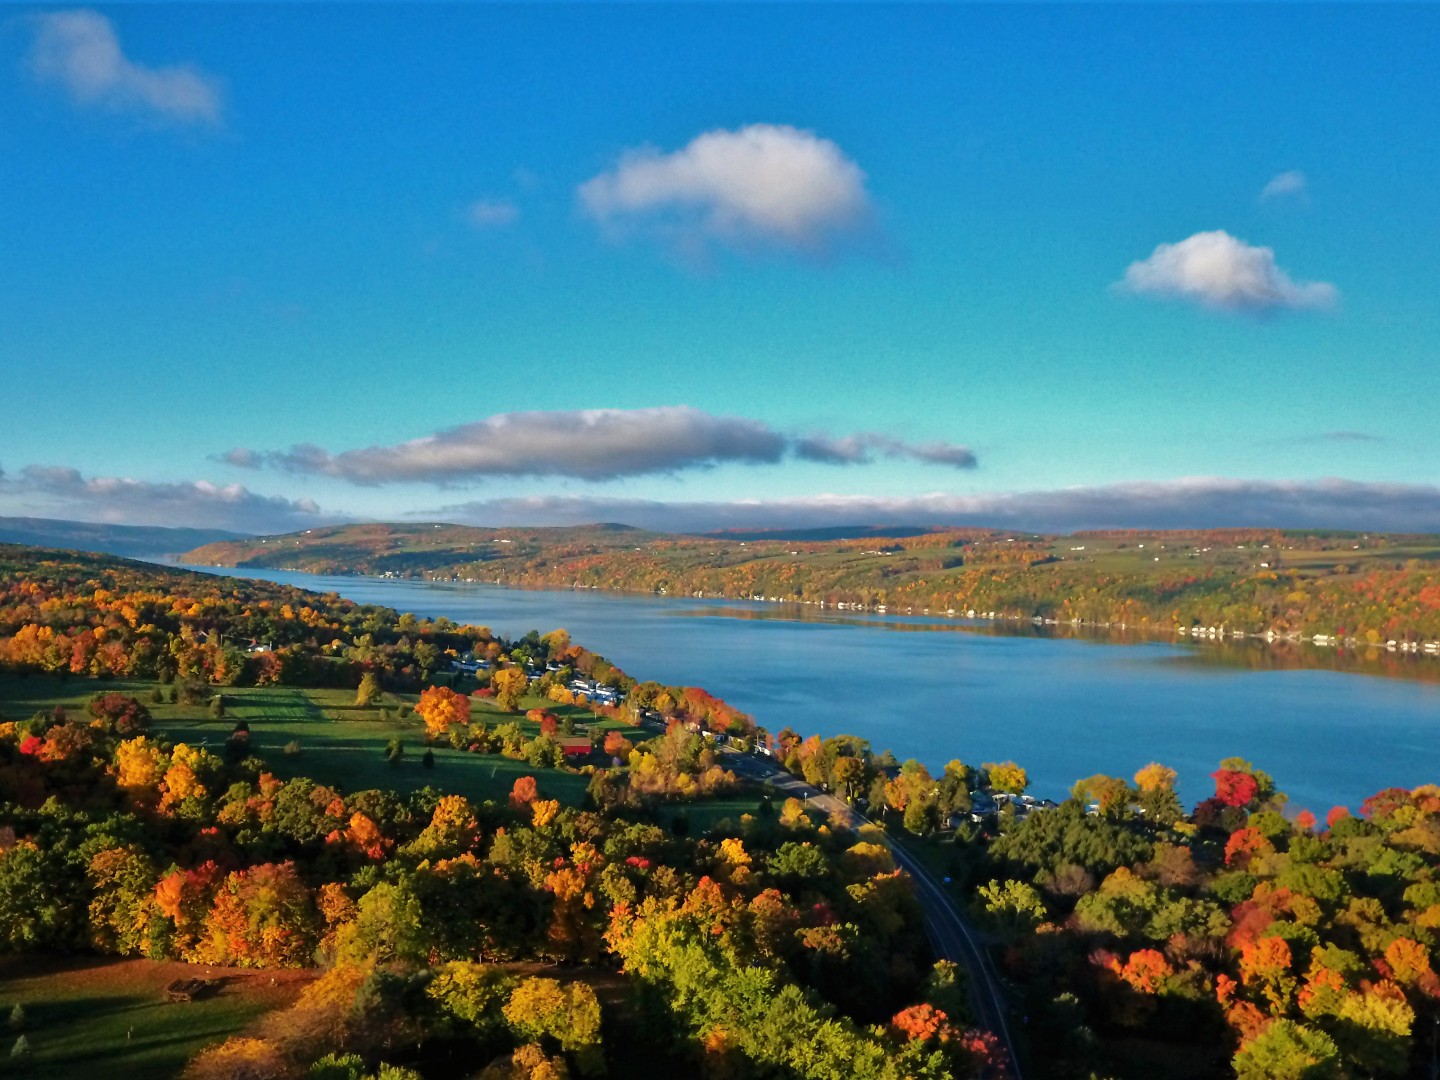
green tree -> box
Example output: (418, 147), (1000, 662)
(0, 844), (71, 950)
(309, 1054), (367, 1080)
(832, 756), (867, 802)
(903, 798), (936, 836)
(1232, 1020), (1342, 1080)
(333, 880), (427, 965)
(977, 878), (1048, 939)
(426, 962), (514, 1037)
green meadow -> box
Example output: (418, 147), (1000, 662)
(0, 674), (627, 806)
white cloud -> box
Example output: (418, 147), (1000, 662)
(0, 464), (329, 533)
(466, 198), (519, 228)
(426, 477), (1440, 534)
(26, 9), (223, 125)
(1119, 230), (1337, 313)
(577, 123), (872, 256)
(1261, 170), (1308, 200)
(794, 433), (977, 469)
(224, 407), (976, 485)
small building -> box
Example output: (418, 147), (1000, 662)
(558, 736), (592, 760)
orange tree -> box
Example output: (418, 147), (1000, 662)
(417, 685), (471, 739)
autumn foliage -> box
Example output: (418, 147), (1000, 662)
(418, 685), (471, 738)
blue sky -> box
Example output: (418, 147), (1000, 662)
(3, 4), (1439, 534)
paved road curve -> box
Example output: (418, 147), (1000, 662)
(722, 748), (1025, 1079)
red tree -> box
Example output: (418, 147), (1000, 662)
(1212, 769), (1259, 808)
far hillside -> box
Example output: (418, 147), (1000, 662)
(181, 522), (1440, 645)
(0, 515), (243, 558)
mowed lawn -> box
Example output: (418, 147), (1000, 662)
(0, 675), (597, 805)
(0, 955), (311, 1080)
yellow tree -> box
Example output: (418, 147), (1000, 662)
(1134, 762), (1178, 792)
(493, 668), (529, 712)
(159, 744), (218, 816)
(986, 760), (1029, 795)
(407, 795), (480, 857)
(502, 977), (602, 1053)
(354, 671), (382, 707)
(114, 737), (168, 806)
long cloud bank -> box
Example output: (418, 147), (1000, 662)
(223, 406), (977, 485)
(3, 467), (1437, 536)
(0, 464), (331, 534)
(426, 478), (1440, 535)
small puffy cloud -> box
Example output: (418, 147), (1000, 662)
(1260, 170), (1308, 200)
(578, 123), (872, 256)
(466, 198), (519, 228)
(26, 9), (223, 125)
(225, 407), (976, 486)
(218, 447), (263, 468)
(1119, 230), (1337, 313)
(425, 478), (1440, 534)
(0, 463), (331, 533)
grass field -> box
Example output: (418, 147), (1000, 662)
(0, 955), (310, 1080)
(0, 675), (600, 805)
(658, 794), (769, 834)
(0, 671), (157, 717)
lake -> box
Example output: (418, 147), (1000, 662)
(189, 566), (1440, 812)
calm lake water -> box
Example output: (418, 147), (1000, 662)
(189, 567), (1440, 812)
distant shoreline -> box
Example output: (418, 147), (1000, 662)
(178, 560), (1440, 679)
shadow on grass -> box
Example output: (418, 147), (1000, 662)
(16, 993), (248, 1069)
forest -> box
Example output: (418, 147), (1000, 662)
(0, 543), (1437, 1078)
(183, 523), (1440, 649)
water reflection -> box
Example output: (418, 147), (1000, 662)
(672, 603), (1440, 683)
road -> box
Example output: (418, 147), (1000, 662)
(721, 747), (1024, 1079)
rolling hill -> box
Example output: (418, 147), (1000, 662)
(0, 516), (245, 559)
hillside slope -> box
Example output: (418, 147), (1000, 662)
(181, 522), (1440, 643)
